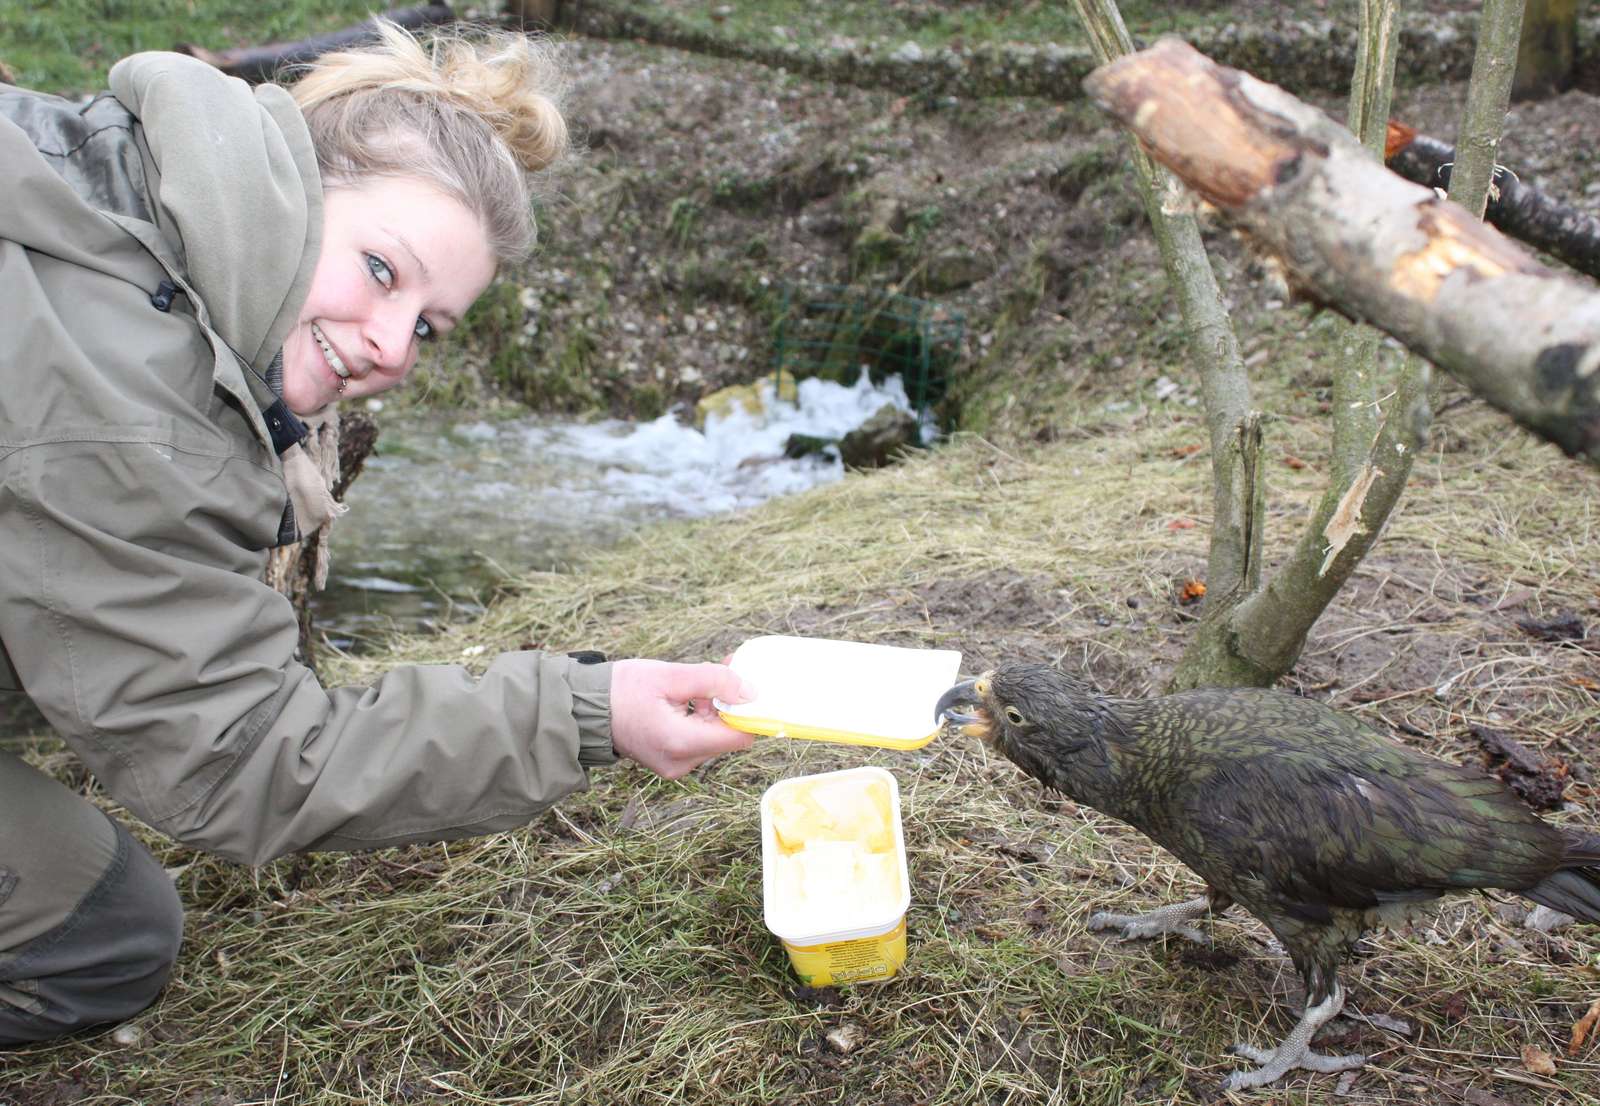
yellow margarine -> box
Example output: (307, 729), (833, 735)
(766, 774), (900, 936)
(770, 776), (894, 854)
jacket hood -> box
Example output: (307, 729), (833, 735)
(109, 52), (322, 378)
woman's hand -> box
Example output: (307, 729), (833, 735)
(609, 659), (757, 779)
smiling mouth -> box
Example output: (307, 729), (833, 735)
(310, 324), (350, 381)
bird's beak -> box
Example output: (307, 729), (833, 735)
(935, 677), (991, 740)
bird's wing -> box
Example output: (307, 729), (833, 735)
(1170, 738), (1561, 922)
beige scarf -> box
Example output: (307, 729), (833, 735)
(266, 405), (347, 592)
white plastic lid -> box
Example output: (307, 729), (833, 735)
(716, 635), (962, 750)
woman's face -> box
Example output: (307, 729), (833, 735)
(281, 176), (496, 415)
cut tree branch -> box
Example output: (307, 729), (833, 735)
(1386, 120), (1600, 281)
(176, 4), (456, 84)
(1084, 37), (1600, 468)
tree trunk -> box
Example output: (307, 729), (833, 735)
(1085, 38), (1600, 470)
(1167, 0), (1416, 690)
(1070, 0), (1261, 610)
(1329, 0), (1404, 491)
(1386, 120), (1600, 281)
(1513, 0), (1578, 101)
(1448, 0), (1524, 220)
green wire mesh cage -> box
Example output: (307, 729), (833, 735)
(771, 284), (965, 414)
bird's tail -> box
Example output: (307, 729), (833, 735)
(1524, 869), (1600, 923)
(1522, 831), (1600, 924)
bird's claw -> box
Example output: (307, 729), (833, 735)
(1087, 910), (1210, 946)
(1220, 1043), (1367, 1090)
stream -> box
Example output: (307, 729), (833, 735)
(313, 371), (924, 649)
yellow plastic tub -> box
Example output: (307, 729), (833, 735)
(760, 766), (911, 986)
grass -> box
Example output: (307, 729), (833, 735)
(0, 0), (383, 95)
(5, 408), (1597, 1104)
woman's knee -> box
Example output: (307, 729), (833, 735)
(102, 821), (186, 1000)
(0, 820), (184, 1045)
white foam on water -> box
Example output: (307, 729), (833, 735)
(533, 369), (918, 516)
(332, 371), (922, 598)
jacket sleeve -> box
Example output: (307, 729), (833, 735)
(0, 437), (617, 866)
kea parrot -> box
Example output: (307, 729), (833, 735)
(935, 663), (1600, 1091)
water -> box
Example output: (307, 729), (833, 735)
(316, 371), (923, 648)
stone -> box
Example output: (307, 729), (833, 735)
(922, 247), (995, 292)
(784, 433), (837, 460)
(839, 404), (920, 469)
(693, 370), (798, 430)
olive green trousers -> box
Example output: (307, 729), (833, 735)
(0, 749), (183, 1046)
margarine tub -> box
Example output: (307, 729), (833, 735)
(719, 635), (963, 750)
(761, 766), (911, 986)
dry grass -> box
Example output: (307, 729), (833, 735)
(4, 397), (1598, 1105)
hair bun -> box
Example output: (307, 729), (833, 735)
(431, 31), (569, 175)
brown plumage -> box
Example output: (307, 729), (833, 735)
(936, 663), (1600, 1091)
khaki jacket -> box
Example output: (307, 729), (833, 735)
(0, 55), (615, 865)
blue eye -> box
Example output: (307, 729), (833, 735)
(414, 316), (435, 341)
(366, 253), (394, 286)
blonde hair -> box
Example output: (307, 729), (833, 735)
(289, 19), (569, 262)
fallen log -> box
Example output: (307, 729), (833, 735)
(1386, 120), (1600, 282)
(1083, 37), (1600, 468)
(176, 4), (456, 84)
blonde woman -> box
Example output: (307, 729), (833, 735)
(0, 21), (753, 1044)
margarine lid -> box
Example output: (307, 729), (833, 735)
(715, 635), (962, 750)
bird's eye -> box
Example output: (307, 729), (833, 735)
(1004, 706), (1025, 725)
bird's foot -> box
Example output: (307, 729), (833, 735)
(1218, 985), (1365, 1091)
(1220, 1041), (1367, 1091)
(1088, 911), (1209, 944)
(1087, 895), (1213, 945)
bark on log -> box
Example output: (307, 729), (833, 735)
(1386, 120), (1600, 282)
(1084, 38), (1600, 467)
(176, 5), (456, 84)
(268, 409), (380, 675)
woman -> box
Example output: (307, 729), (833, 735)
(0, 21), (755, 1045)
